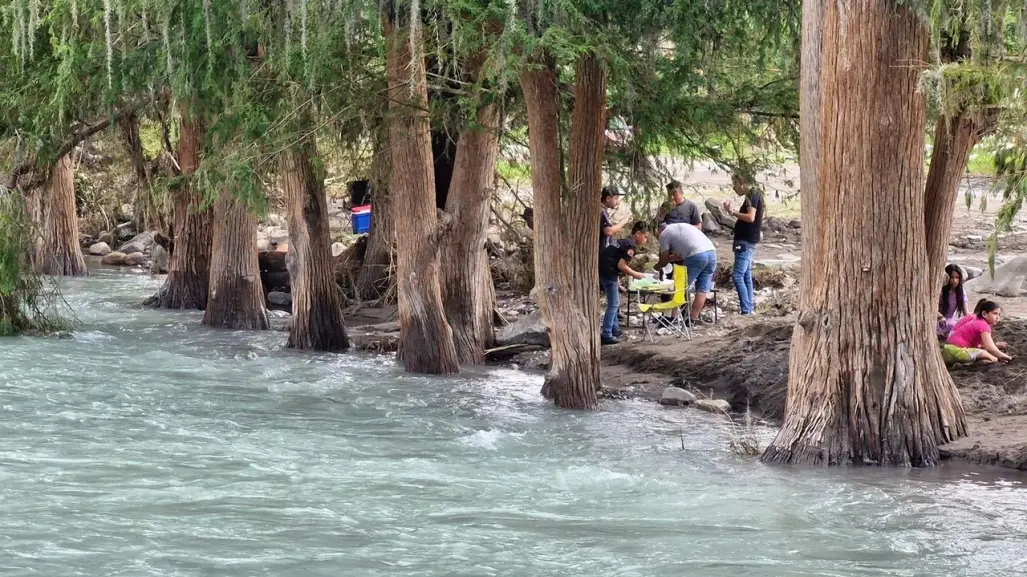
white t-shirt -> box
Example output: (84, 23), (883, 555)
(658, 223), (715, 259)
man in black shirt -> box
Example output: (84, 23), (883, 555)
(659, 180), (701, 228)
(722, 171), (765, 315)
(600, 185), (631, 252)
(599, 222), (649, 345)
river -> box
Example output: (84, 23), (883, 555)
(1, 268), (1025, 576)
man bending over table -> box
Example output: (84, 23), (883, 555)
(598, 222), (649, 345)
(654, 222), (718, 327)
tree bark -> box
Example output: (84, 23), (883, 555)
(355, 141), (396, 302)
(518, 53), (605, 409)
(761, 0), (967, 467)
(146, 115), (212, 309)
(202, 195), (269, 330)
(280, 138), (350, 351)
(119, 112), (162, 233)
(441, 65), (500, 364)
(37, 155), (88, 276)
(384, 10), (459, 374)
(924, 113), (996, 283)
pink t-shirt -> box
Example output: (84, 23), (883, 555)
(947, 317), (991, 349)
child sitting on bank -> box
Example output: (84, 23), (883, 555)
(937, 264), (968, 338)
(942, 299), (1013, 365)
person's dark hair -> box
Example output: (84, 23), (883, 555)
(631, 221), (648, 235)
(974, 298), (1000, 318)
(939, 264), (967, 317)
(601, 185), (621, 199)
(666, 180), (682, 194)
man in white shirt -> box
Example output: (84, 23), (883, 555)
(654, 223), (718, 326)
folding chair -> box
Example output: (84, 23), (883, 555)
(637, 264), (692, 341)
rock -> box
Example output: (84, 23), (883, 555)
(659, 386), (697, 407)
(764, 216), (789, 233)
(119, 203), (135, 221)
(966, 234), (984, 243)
(963, 266), (984, 280)
(150, 244), (168, 274)
(268, 291), (293, 306)
(788, 219), (802, 229)
(101, 251), (127, 266)
(117, 232), (154, 255)
(98, 231), (115, 246)
(88, 242), (112, 256)
(701, 212), (721, 234)
(495, 310), (550, 347)
(704, 198), (736, 230)
(124, 252), (147, 266)
(694, 399), (732, 414)
(966, 255), (1027, 298)
(331, 242), (345, 257)
(256, 238), (270, 251)
(265, 226), (290, 245)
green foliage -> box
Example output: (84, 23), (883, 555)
(0, 193), (69, 336)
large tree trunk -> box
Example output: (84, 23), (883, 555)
(518, 53), (605, 409)
(280, 138), (350, 351)
(119, 112), (155, 233)
(761, 0), (967, 467)
(441, 61), (501, 364)
(384, 9), (459, 374)
(37, 155), (87, 276)
(202, 195), (269, 330)
(146, 115), (212, 309)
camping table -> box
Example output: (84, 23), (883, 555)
(623, 280), (719, 327)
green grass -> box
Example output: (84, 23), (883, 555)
(497, 159), (531, 183)
(966, 151), (997, 177)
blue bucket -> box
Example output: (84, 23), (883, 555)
(352, 204), (372, 234)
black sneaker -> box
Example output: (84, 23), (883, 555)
(612, 328), (623, 338)
(601, 335), (620, 346)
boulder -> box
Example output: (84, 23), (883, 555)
(659, 386), (697, 407)
(788, 219), (802, 229)
(495, 310), (550, 347)
(701, 212), (721, 235)
(124, 252), (147, 266)
(150, 244), (168, 274)
(268, 291), (293, 306)
(965, 255), (1027, 298)
(117, 231), (154, 255)
(704, 198), (736, 230)
(764, 216), (789, 233)
(101, 251), (127, 266)
(694, 399), (732, 414)
(98, 231), (115, 246)
(331, 242), (345, 257)
(89, 242), (112, 256)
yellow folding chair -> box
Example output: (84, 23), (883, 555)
(637, 264), (692, 341)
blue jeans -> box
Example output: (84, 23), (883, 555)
(684, 250), (717, 294)
(600, 276), (620, 337)
(732, 241), (757, 314)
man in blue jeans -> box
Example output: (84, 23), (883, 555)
(655, 223), (718, 326)
(722, 171), (765, 315)
(599, 222), (649, 345)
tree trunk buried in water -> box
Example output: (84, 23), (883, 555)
(518, 53), (605, 410)
(441, 53), (500, 365)
(384, 10), (459, 375)
(203, 195), (269, 330)
(761, 0), (967, 467)
(38, 155), (88, 276)
(280, 139), (350, 352)
(146, 114), (211, 310)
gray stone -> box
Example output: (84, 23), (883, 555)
(659, 387), (697, 407)
(331, 242), (345, 257)
(704, 198), (736, 230)
(98, 231), (115, 246)
(117, 232), (154, 256)
(788, 219), (802, 229)
(694, 399), (732, 414)
(963, 266), (984, 280)
(124, 252), (147, 266)
(88, 242), (112, 256)
(495, 310), (550, 347)
(101, 251), (127, 266)
(256, 238), (270, 251)
(966, 255), (1027, 298)
(150, 244), (168, 274)
(268, 291), (293, 306)
(701, 211), (721, 234)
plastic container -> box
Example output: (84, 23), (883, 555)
(352, 204), (372, 234)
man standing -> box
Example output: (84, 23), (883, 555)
(600, 185), (631, 251)
(722, 170), (764, 316)
(654, 223), (718, 326)
(658, 180), (701, 228)
(598, 222), (649, 345)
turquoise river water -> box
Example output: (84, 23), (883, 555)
(1, 268), (1026, 576)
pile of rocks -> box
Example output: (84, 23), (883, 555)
(81, 229), (166, 273)
(701, 198), (800, 239)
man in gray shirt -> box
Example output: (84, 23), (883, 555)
(658, 180), (701, 228)
(654, 223), (718, 325)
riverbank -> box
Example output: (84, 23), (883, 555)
(344, 307), (1027, 472)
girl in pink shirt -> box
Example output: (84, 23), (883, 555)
(943, 299), (1012, 365)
